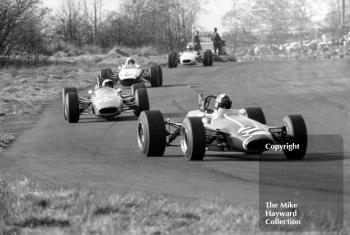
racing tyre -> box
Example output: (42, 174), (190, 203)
(282, 115), (307, 160)
(181, 117), (206, 161)
(137, 110), (166, 156)
(131, 83), (146, 96)
(62, 87), (77, 120)
(100, 68), (113, 80)
(203, 50), (213, 66)
(65, 91), (79, 123)
(244, 107), (266, 124)
(157, 65), (163, 86)
(150, 65), (161, 87)
(134, 88), (150, 116)
(168, 52), (177, 68)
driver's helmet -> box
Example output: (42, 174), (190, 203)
(186, 44), (193, 51)
(102, 79), (114, 88)
(215, 94), (232, 109)
(126, 57), (135, 65)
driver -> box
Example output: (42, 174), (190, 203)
(124, 57), (142, 69)
(215, 94), (232, 109)
(102, 79), (114, 88)
(186, 44), (193, 51)
(125, 57), (136, 65)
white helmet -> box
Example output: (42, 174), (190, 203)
(102, 79), (114, 88)
(186, 44), (193, 51)
(215, 94), (232, 109)
(126, 57), (135, 65)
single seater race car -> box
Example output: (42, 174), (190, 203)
(62, 78), (149, 123)
(137, 94), (307, 160)
(168, 44), (213, 68)
(100, 57), (163, 88)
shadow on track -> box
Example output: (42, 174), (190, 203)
(77, 115), (138, 123)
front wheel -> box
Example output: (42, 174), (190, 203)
(203, 50), (213, 66)
(137, 110), (166, 156)
(149, 65), (162, 87)
(62, 87), (77, 120)
(168, 52), (177, 68)
(134, 88), (150, 116)
(181, 117), (206, 160)
(65, 91), (80, 123)
(282, 115), (307, 160)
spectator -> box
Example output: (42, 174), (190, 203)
(193, 31), (201, 51)
(211, 27), (222, 54)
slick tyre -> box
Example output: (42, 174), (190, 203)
(137, 110), (166, 156)
(131, 83), (146, 96)
(168, 52), (177, 68)
(181, 117), (206, 161)
(244, 107), (266, 124)
(203, 50), (213, 66)
(150, 65), (161, 87)
(62, 87), (77, 120)
(134, 88), (150, 116)
(157, 65), (163, 86)
(100, 68), (113, 80)
(65, 91), (79, 123)
(282, 115), (307, 160)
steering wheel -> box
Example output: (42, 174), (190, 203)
(203, 95), (217, 111)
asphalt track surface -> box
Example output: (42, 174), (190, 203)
(1, 60), (349, 214)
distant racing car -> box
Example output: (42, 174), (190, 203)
(137, 94), (307, 160)
(168, 44), (213, 68)
(62, 77), (150, 123)
(100, 57), (163, 88)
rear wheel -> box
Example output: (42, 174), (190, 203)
(134, 88), (150, 116)
(65, 92), (80, 123)
(181, 117), (206, 160)
(282, 115), (307, 160)
(131, 83), (146, 96)
(62, 87), (77, 120)
(149, 65), (161, 87)
(244, 107), (266, 124)
(137, 110), (166, 156)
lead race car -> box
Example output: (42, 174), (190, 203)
(168, 44), (213, 68)
(100, 57), (163, 89)
(137, 94), (307, 160)
(62, 77), (149, 123)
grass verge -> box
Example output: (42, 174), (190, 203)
(0, 175), (260, 235)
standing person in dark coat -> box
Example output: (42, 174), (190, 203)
(193, 31), (201, 51)
(212, 27), (222, 54)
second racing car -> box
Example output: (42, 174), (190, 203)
(137, 94), (307, 160)
(100, 57), (163, 89)
(62, 76), (149, 123)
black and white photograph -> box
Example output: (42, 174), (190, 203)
(0, 0), (348, 234)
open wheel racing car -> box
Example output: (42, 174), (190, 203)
(168, 45), (213, 68)
(137, 94), (307, 160)
(100, 57), (163, 88)
(62, 77), (150, 123)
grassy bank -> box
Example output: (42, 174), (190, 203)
(0, 176), (259, 235)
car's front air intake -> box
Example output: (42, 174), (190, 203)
(99, 107), (118, 115)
